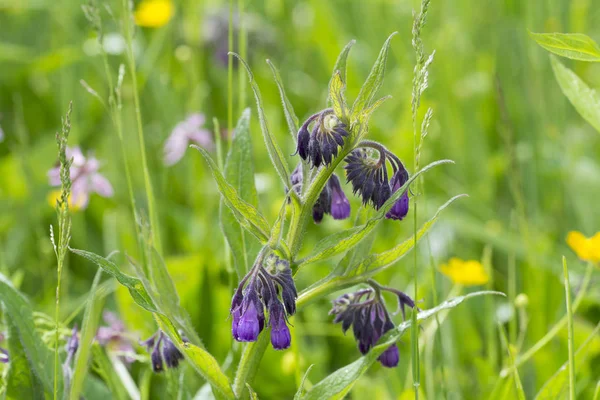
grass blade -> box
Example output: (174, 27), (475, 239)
(69, 269), (105, 400)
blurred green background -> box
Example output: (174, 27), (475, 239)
(1, 0), (599, 398)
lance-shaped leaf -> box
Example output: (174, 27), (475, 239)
(220, 108), (260, 277)
(530, 32), (600, 62)
(70, 249), (236, 399)
(350, 195), (466, 275)
(329, 71), (348, 120)
(303, 291), (505, 400)
(232, 53), (291, 187)
(70, 269), (105, 400)
(267, 60), (299, 141)
(294, 365), (315, 400)
(328, 39), (356, 109)
(5, 318), (45, 399)
(296, 195), (462, 309)
(551, 56), (600, 134)
(193, 146), (271, 243)
(299, 159), (453, 267)
(0, 273), (60, 396)
(351, 32), (397, 118)
(70, 248), (158, 312)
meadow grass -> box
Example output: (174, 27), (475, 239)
(0, 0), (599, 399)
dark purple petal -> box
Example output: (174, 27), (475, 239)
(385, 191), (409, 220)
(151, 342), (164, 372)
(236, 300), (263, 342)
(162, 337), (184, 369)
(328, 174), (351, 220)
(269, 301), (291, 350)
(296, 125), (310, 160)
(378, 344), (399, 368)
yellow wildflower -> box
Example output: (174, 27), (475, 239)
(566, 231), (600, 263)
(440, 257), (489, 286)
(134, 0), (174, 28)
(47, 190), (84, 212)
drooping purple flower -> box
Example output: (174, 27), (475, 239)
(296, 109), (348, 169)
(378, 343), (399, 368)
(385, 168), (410, 221)
(312, 184), (330, 224)
(141, 331), (186, 373)
(230, 253), (297, 350)
(164, 113), (214, 166)
(330, 283), (413, 368)
(48, 146), (114, 209)
(162, 336), (184, 369)
(269, 300), (291, 350)
(236, 295), (264, 342)
(328, 174), (350, 220)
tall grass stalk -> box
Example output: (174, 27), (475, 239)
(563, 256), (576, 400)
(410, 1), (432, 396)
(500, 261), (594, 376)
(51, 102), (73, 400)
(121, 0), (162, 253)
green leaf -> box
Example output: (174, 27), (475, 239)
(299, 159), (453, 267)
(91, 345), (132, 400)
(267, 60), (299, 140)
(530, 32), (600, 61)
(193, 146), (271, 243)
(70, 269), (105, 400)
(351, 32), (397, 118)
(69, 248), (158, 313)
(294, 365), (315, 400)
(303, 291), (505, 400)
(0, 273), (59, 397)
(147, 248), (202, 346)
(246, 383), (259, 399)
(350, 195), (466, 275)
(535, 322), (600, 399)
(70, 250), (235, 399)
(551, 56), (600, 133)
(5, 318), (45, 399)
(329, 71), (348, 120)
(232, 52), (292, 187)
(328, 39), (355, 107)
(221, 109), (260, 278)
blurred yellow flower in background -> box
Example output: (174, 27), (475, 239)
(566, 231), (600, 263)
(440, 258), (489, 286)
(134, 0), (174, 28)
(47, 190), (84, 212)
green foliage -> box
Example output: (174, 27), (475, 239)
(530, 32), (600, 61)
(5, 318), (45, 399)
(193, 146), (271, 243)
(0, 273), (59, 397)
(351, 32), (397, 119)
(550, 56), (600, 133)
(220, 109), (260, 278)
(233, 53), (292, 188)
(69, 249), (235, 399)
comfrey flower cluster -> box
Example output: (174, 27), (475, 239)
(230, 253), (297, 350)
(141, 331), (185, 372)
(329, 283), (415, 368)
(295, 108), (410, 223)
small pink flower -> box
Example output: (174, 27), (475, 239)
(48, 146), (114, 209)
(164, 113), (213, 166)
(96, 311), (135, 364)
